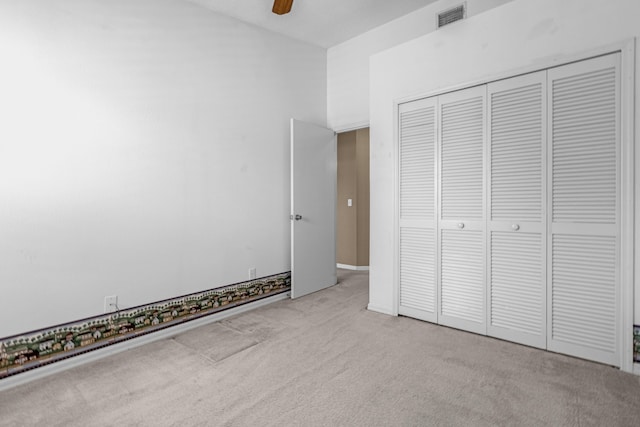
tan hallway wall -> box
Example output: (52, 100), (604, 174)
(337, 128), (369, 267)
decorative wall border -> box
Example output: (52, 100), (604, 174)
(634, 326), (640, 363)
(0, 272), (291, 380)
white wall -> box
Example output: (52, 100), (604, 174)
(327, 0), (514, 131)
(368, 0), (639, 320)
(0, 0), (326, 338)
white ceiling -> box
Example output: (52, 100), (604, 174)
(182, 0), (439, 48)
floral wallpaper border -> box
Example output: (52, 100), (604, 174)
(0, 272), (291, 380)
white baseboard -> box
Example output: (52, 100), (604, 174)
(337, 264), (370, 271)
(0, 292), (290, 392)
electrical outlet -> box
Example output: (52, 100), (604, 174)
(104, 295), (118, 313)
(249, 268), (256, 280)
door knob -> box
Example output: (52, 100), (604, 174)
(457, 223), (465, 229)
(291, 214), (303, 221)
(512, 224), (520, 231)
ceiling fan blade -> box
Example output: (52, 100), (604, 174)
(272, 0), (294, 15)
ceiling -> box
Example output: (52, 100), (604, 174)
(183, 0), (439, 48)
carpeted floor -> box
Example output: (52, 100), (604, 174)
(1, 269), (640, 426)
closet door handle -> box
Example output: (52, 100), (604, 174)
(512, 224), (520, 231)
(457, 223), (465, 229)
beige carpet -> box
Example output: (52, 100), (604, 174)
(1, 269), (640, 426)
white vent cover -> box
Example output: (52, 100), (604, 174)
(437, 3), (466, 28)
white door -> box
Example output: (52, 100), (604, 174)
(290, 119), (337, 299)
(396, 53), (625, 368)
(487, 71), (547, 349)
(438, 86), (487, 335)
(547, 54), (620, 366)
(398, 98), (438, 322)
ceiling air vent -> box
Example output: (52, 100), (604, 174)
(437, 3), (466, 28)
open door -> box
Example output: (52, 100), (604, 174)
(290, 119), (337, 298)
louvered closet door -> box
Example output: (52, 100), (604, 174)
(398, 97), (438, 322)
(547, 54), (620, 366)
(486, 72), (546, 349)
(438, 86), (486, 335)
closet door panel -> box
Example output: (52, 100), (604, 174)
(440, 93), (484, 221)
(487, 72), (546, 349)
(400, 228), (436, 319)
(438, 86), (486, 335)
(441, 229), (484, 324)
(551, 234), (616, 352)
(490, 231), (544, 346)
(547, 53), (620, 366)
(398, 98), (437, 322)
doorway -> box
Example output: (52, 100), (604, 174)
(336, 128), (370, 270)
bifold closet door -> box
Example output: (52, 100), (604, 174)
(487, 72), (546, 349)
(438, 86), (486, 335)
(398, 97), (437, 322)
(547, 53), (620, 366)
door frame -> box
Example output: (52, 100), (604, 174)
(392, 38), (635, 372)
